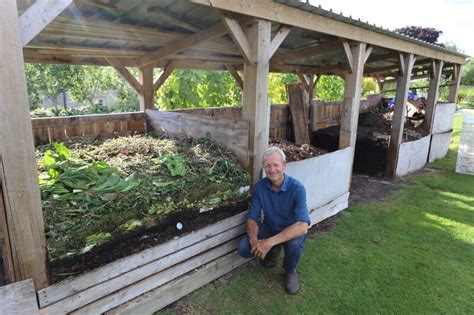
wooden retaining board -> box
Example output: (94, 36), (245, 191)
(32, 193), (350, 314)
(38, 212), (248, 311)
(285, 147), (353, 210)
(396, 135), (431, 177)
(31, 112), (146, 145)
(0, 279), (39, 315)
(456, 113), (474, 175)
(146, 109), (249, 169)
(428, 130), (452, 163)
(432, 102), (456, 134)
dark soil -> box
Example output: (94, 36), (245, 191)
(48, 198), (250, 283)
(312, 110), (428, 176)
(270, 139), (327, 161)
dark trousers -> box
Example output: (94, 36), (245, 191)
(237, 223), (306, 273)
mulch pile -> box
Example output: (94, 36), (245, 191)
(269, 139), (327, 162)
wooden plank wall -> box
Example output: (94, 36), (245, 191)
(31, 112), (146, 145)
(146, 109), (250, 169)
(0, 279), (39, 315)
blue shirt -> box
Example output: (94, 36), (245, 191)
(248, 174), (310, 232)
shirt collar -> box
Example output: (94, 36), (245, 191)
(265, 174), (289, 192)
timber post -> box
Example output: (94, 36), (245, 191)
(386, 53), (416, 177)
(423, 60), (444, 133)
(448, 64), (462, 103)
(339, 43), (371, 150)
(139, 65), (155, 111)
(0, 0), (49, 289)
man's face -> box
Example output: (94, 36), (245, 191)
(263, 152), (286, 184)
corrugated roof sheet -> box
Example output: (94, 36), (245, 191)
(274, 0), (469, 58)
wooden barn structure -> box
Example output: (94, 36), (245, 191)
(0, 0), (467, 313)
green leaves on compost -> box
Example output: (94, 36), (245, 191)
(39, 143), (140, 203)
(155, 153), (187, 177)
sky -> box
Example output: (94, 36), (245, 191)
(309, 0), (474, 57)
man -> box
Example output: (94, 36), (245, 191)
(238, 146), (310, 294)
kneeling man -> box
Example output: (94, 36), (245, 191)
(238, 146), (310, 294)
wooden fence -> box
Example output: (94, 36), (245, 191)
(31, 112), (146, 146)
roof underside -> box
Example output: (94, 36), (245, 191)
(18, 0), (467, 79)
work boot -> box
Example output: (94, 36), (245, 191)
(285, 271), (300, 295)
(260, 245), (282, 268)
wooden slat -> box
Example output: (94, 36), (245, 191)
(287, 83), (310, 145)
(40, 225), (245, 314)
(71, 239), (241, 314)
(20, 0), (72, 46)
(220, 12), (252, 63)
(108, 252), (250, 314)
(38, 211), (247, 307)
(31, 112), (145, 127)
(146, 110), (249, 169)
(308, 192), (349, 226)
(0, 279), (39, 315)
(139, 65), (154, 110)
(0, 174), (15, 284)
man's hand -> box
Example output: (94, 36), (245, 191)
(253, 238), (273, 260)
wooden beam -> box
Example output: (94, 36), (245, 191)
(448, 64), (462, 103)
(20, 0), (72, 47)
(342, 41), (354, 73)
(297, 71), (310, 91)
(139, 66), (154, 110)
(190, 0), (466, 65)
(220, 12), (253, 63)
(74, 0), (117, 9)
(153, 62), (175, 93)
(423, 60), (444, 133)
(138, 21), (227, 67)
(0, 0), (49, 289)
(339, 43), (368, 150)
(242, 19), (272, 182)
(148, 6), (201, 32)
(386, 53), (416, 177)
(225, 65), (244, 89)
(269, 25), (292, 58)
(106, 58), (142, 94)
(272, 39), (342, 63)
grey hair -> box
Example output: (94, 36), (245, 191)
(262, 146), (286, 163)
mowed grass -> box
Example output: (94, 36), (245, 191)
(160, 115), (474, 314)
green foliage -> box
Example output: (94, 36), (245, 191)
(267, 73), (299, 104)
(156, 153), (187, 177)
(39, 143), (140, 200)
(461, 58), (474, 86)
(457, 86), (474, 109)
(361, 77), (379, 96)
(25, 63), (139, 112)
(316, 75), (345, 101)
(156, 69), (241, 109)
(82, 232), (112, 253)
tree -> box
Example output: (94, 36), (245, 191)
(461, 58), (474, 86)
(394, 26), (443, 44)
(315, 75), (344, 101)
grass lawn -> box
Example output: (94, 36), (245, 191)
(160, 115), (474, 314)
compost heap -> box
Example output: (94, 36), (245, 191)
(36, 133), (251, 280)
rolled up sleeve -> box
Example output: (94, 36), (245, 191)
(293, 185), (310, 226)
(247, 185), (262, 223)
